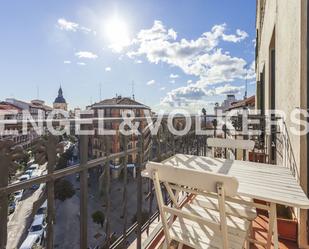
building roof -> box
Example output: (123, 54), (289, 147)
(5, 98), (31, 108)
(0, 102), (22, 111)
(91, 96), (150, 109)
(54, 87), (67, 104)
(30, 100), (53, 112)
(228, 95), (255, 111)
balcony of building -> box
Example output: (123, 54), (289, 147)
(0, 113), (307, 249)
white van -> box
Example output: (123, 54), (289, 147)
(19, 234), (41, 249)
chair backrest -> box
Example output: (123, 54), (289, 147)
(208, 138), (254, 160)
(147, 161), (239, 249)
(207, 138), (255, 150)
(146, 161), (239, 197)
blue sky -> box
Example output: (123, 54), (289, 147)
(0, 0), (256, 113)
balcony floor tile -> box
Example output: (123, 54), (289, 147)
(156, 214), (299, 249)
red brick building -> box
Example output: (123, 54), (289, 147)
(90, 96), (152, 167)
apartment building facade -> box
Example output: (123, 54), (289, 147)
(214, 94), (237, 115)
(255, 0), (308, 246)
(5, 98), (52, 118)
(90, 96), (151, 168)
(0, 101), (43, 147)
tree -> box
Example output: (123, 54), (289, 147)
(92, 210), (105, 227)
(54, 179), (75, 201)
(55, 147), (73, 170)
(20, 152), (30, 167)
(102, 233), (118, 249)
(131, 210), (149, 226)
(56, 156), (68, 170)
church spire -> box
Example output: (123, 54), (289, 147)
(53, 85), (68, 111)
(58, 85), (63, 97)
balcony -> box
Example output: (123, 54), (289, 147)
(0, 114), (307, 249)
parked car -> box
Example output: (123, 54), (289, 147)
(8, 201), (16, 214)
(19, 175), (30, 181)
(31, 184), (40, 190)
(28, 164), (39, 171)
(26, 159), (35, 167)
(25, 169), (33, 177)
(19, 234), (42, 249)
(29, 171), (40, 190)
(34, 200), (47, 219)
(28, 216), (46, 239)
(14, 189), (24, 202)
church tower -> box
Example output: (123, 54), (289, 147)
(53, 86), (68, 111)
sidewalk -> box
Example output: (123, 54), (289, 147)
(7, 166), (46, 249)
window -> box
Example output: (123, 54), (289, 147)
(269, 29), (276, 164)
(104, 122), (112, 130)
(105, 108), (111, 117)
(259, 68), (265, 115)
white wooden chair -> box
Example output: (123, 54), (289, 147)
(207, 138), (255, 161)
(203, 138), (257, 244)
(146, 161), (254, 249)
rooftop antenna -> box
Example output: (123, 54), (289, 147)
(131, 81), (135, 100)
(244, 65), (248, 100)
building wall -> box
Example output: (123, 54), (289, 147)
(256, 0), (308, 246)
(91, 106), (150, 165)
(53, 102), (68, 111)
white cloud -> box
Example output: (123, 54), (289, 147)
(57, 18), (93, 34)
(57, 18), (79, 31)
(63, 60), (71, 64)
(213, 84), (244, 95)
(195, 49), (249, 85)
(124, 20), (252, 108)
(252, 39), (257, 47)
(160, 87), (166, 91)
(169, 73), (179, 79)
(169, 80), (176, 84)
(127, 21), (251, 86)
(147, 80), (156, 85)
(160, 83), (244, 107)
(75, 51), (98, 59)
(161, 85), (208, 107)
(134, 20), (177, 42)
(77, 62), (86, 66)
(105, 67), (112, 72)
(222, 29), (248, 43)
(247, 61), (256, 80)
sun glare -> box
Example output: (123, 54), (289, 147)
(104, 16), (130, 52)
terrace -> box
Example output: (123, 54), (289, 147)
(0, 113), (307, 249)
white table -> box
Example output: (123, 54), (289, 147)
(149, 154), (309, 248)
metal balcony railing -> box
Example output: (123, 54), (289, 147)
(0, 113), (295, 249)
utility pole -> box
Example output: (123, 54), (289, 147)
(244, 65), (248, 100)
(132, 81), (135, 100)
